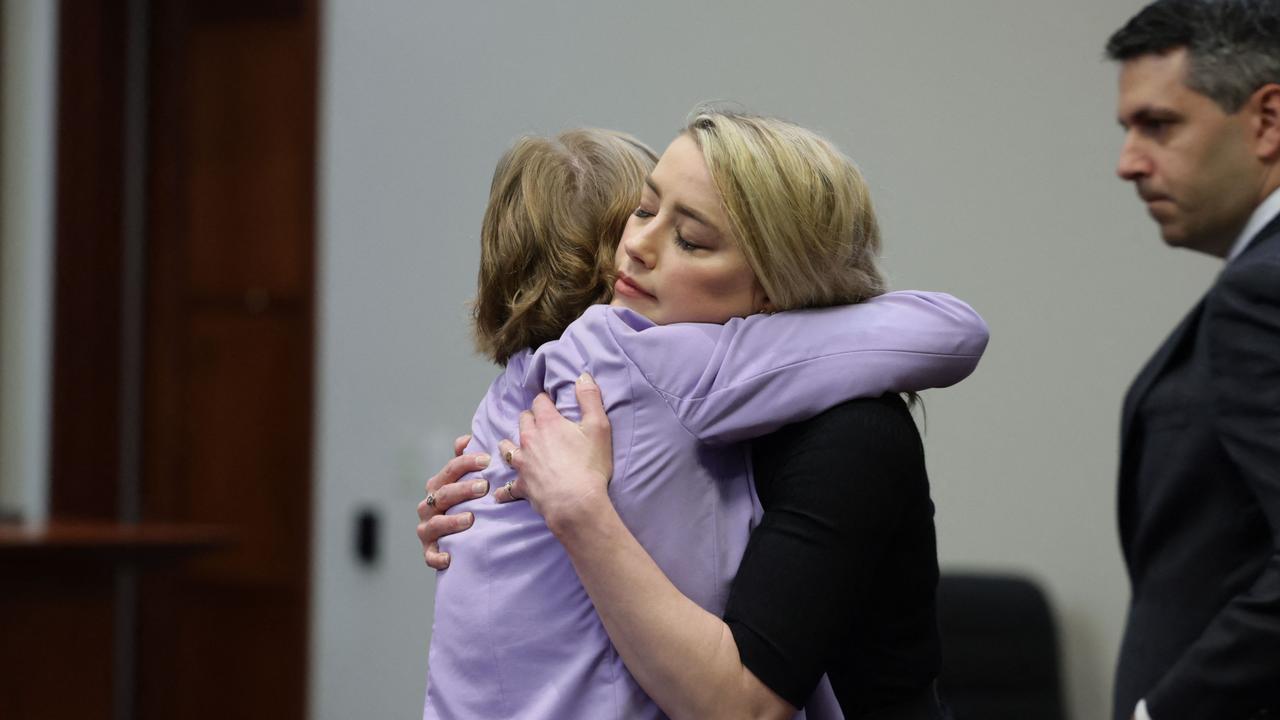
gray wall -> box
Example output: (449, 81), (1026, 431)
(0, 0), (57, 524)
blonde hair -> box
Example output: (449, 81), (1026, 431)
(684, 108), (885, 310)
(473, 129), (657, 365)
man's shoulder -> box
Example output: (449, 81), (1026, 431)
(1233, 213), (1280, 267)
(1215, 227), (1280, 303)
(1201, 221), (1280, 368)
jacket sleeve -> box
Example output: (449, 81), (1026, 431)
(615, 290), (989, 445)
(1147, 256), (1280, 719)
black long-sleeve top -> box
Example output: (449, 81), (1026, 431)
(725, 394), (943, 718)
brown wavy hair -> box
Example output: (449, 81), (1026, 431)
(472, 129), (657, 365)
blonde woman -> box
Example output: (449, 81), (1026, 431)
(421, 110), (980, 720)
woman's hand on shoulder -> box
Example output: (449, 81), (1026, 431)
(497, 373), (614, 535)
(416, 434), (490, 570)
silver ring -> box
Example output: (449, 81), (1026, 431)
(425, 492), (437, 508)
(503, 481), (516, 501)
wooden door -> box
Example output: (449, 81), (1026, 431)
(137, 2), (318, 718)
(6, 1), (321, 718)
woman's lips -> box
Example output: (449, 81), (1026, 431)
(614, 274), (655, 300)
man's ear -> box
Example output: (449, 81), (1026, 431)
(1251, 83), (1280, 161)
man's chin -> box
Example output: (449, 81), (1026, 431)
(1158, 227), (1188, 247)
(1155, 216), (1192, 245)
(1159, 225), (1232, 258)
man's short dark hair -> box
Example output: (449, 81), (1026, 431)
(1106, 0), (1280, 112)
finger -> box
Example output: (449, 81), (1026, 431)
(453, 434), (472, 457)
(531, 392), (559, 422)
(575, 373), (609, 435)
(418, 522), (447, 569)
(419, 477), (490, 519)
(498, 439), (522, 468)
(417, 520), (444, 567)
(421, 512), (475, 568)
(425, 548), (450, 570)
(426, 452), (491, 494)
(493, 480), (522, 504)
(517, 409), (535, 444)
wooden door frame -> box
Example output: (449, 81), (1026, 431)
(41, 1), (319, 717)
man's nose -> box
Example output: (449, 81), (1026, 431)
(1116, 135), (1151, 181)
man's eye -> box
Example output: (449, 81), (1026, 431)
(1140, 119), (1173, 136)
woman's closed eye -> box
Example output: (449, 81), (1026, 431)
(674, 232), (706, 252)
(633, 206), (655, 219)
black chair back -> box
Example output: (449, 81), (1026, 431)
(936, 572), (1067, 720)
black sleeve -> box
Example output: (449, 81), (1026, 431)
(725, 395), (942, 714)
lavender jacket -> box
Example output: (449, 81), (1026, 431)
(424, 291), (989, 720)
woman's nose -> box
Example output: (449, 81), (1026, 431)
(622, 223), (659, 269)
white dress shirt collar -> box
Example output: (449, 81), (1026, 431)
(1226, 185), (1280, 263)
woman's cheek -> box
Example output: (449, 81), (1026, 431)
(702, 265), (758, 314)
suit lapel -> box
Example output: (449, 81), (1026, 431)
(1118, 297), (1204, 554)
(1121, 298), (1204, 455)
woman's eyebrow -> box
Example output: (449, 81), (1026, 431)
(645, 176), (718, 232)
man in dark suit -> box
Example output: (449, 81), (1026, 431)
(1106, 2), (1280, 719)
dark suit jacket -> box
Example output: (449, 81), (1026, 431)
(1114, 212), (1280, 720)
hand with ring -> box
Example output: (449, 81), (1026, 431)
(416, 433), (491, 570)
(493, 374), (613, 532)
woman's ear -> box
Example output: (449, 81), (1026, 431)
(750, 279), (775, 315)
(752, 280), (776, 314)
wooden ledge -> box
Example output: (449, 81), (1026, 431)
(0, 521), (235, 563)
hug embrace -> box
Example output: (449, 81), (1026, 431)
(417, 108), (987, 720)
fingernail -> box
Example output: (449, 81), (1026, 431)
(473, 479), (489, 495)
(462, 513), (474, 527)
(441, 553), (450, 567)
(476, 454), (491, 468)
(577, 373), (596, 387)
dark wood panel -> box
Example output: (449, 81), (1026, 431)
(189, 0), (308, 23)
(143, 0), (194, 545)
(48, 0), (128, 520)
(185, 21), (315, 299)
(0, 568), (116, 720)
(135, 579), (307, 718)
(136, 1), (318, 719)
(164, 310), (312, 586)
